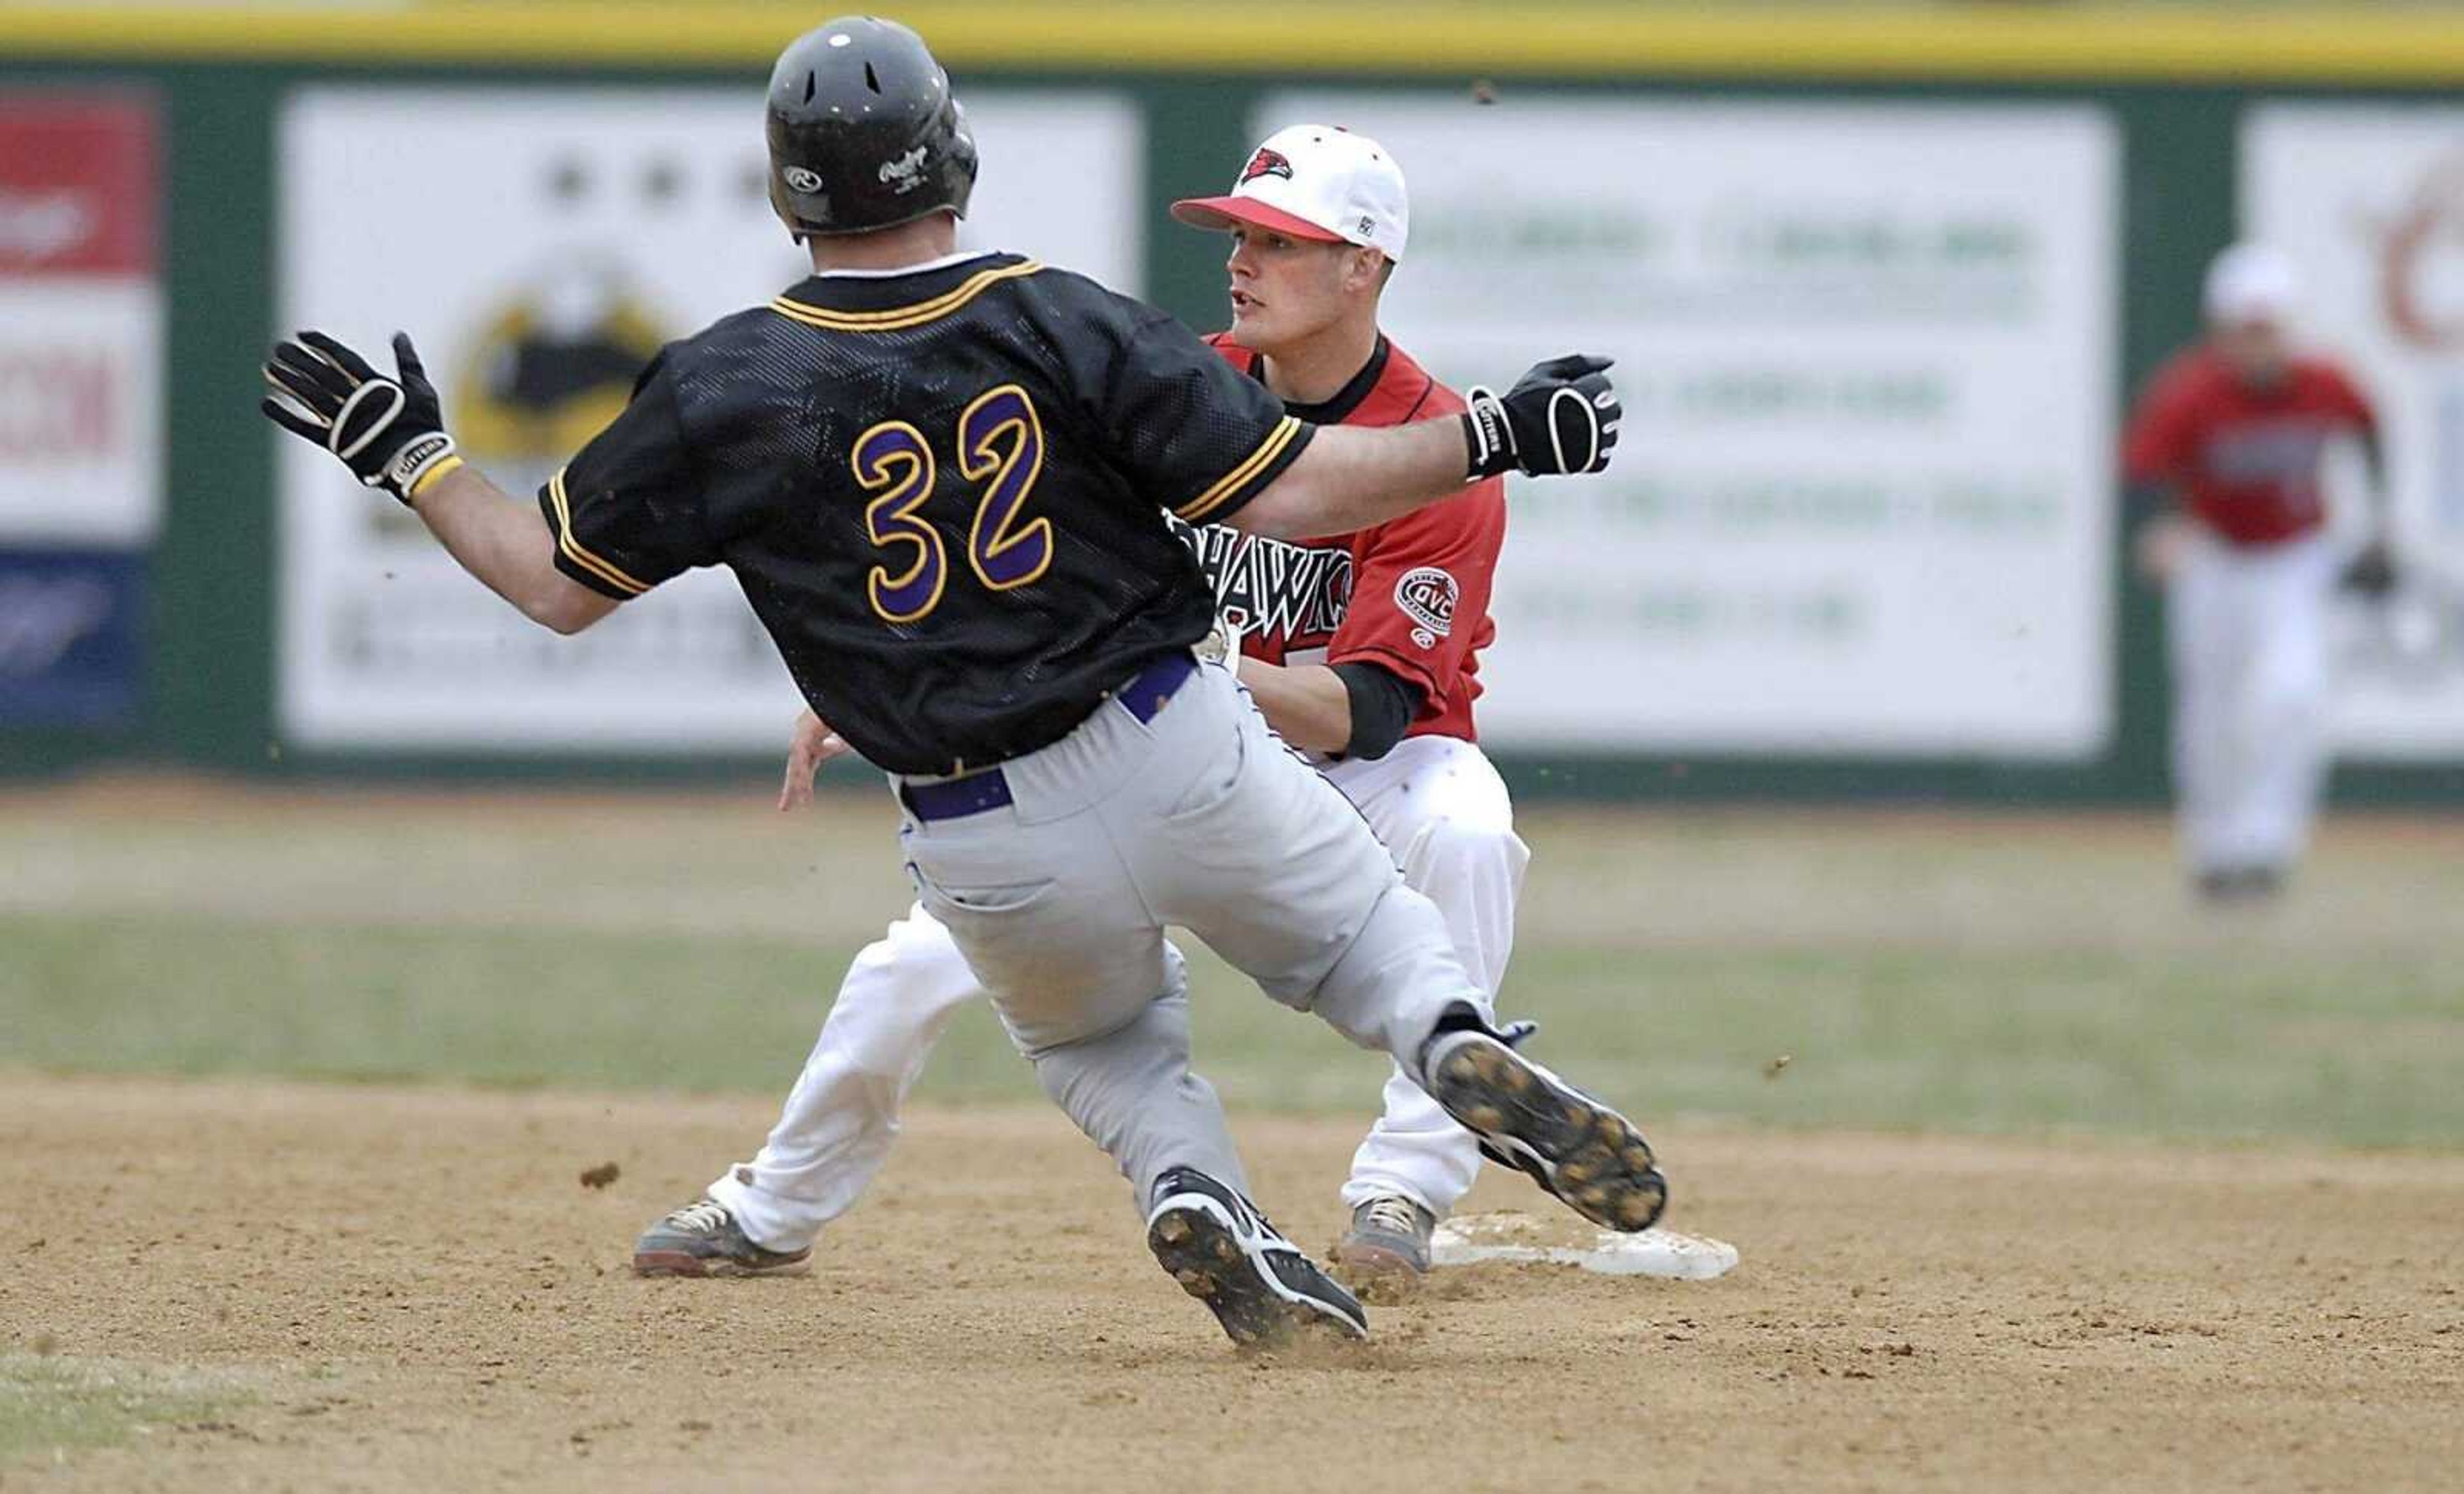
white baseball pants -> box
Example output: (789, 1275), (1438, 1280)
(2166, 529), (2338, 877)
(708, 696), (1527, 1250)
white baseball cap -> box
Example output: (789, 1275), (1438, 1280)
(1170, 123), (1409, 262)
(2205, 242), (2300, 325)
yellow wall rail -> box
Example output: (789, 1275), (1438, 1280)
(3, 3), (2462, 82)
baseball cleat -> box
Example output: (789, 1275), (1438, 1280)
(1146, 1167), (1367, 1347)
(1330, 1193), (1439, 1301)
(1422, 1024), (1668, 1234)
(631, 1199), (812, 1278)
(1331, 1194), (1437, 1294)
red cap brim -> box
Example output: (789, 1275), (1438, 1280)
(1168, 194), (1349, 243)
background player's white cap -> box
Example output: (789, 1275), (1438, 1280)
(1170, 123), (1409, 262)
(2204, 242), (2300, 325)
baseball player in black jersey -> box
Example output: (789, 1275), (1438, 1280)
(262, 15), (1660, 1348)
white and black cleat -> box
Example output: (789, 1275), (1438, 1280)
(1423, 1022), (1668, 1233)
(1145, 1167), (1368, 1348)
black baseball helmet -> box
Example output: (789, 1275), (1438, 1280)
(765, 16), (978, 239)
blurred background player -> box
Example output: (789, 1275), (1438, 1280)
(637, 124), (1544, 1291)
(2124, 242), (2393, 902)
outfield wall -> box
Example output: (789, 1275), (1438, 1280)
(4, 4), (2462, 801)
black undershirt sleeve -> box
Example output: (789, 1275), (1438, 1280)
(1332, 660), (1425, 761)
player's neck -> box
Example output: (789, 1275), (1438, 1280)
(805, 214), (961, 275)
(1256, 314), (1383, 408)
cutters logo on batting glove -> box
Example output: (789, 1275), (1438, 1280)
(1462, 354), (1620, 480)
(261, 330), (462, 506)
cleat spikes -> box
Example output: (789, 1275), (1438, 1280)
(1147, 1168), (1367, 1347)
(1422, 1028), (1668, 1236)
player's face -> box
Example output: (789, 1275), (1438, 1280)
(2213, 316), (2291, 385)
(1224, 227), (1359, 351)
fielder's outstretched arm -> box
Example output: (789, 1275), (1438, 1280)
(1230, 353), (1619, 542)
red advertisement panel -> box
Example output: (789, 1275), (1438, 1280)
(0, 97), (158, 276)
(0, 92), (162, 547)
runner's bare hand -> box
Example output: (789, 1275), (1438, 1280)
(778, 708), (853, 811)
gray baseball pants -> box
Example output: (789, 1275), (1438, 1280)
(893, 655), (1488, 1208)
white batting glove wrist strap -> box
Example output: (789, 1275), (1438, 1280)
(380, 433), (459, 502)
(1460, 389), (1516, 479)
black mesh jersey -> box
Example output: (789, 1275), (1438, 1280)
(535, 252), (1313, 775)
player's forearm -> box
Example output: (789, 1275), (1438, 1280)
(1230, 420), (1471, 541)
(1234, 657), (1353, 754)
(411, 466), (619, 635)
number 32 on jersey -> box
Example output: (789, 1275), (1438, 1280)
(851, 384), (1055, 624)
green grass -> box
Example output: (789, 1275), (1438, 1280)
(6, 906), (2459, 1147)
(0, 1353), (254, 1461)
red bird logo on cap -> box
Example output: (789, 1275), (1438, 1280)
(1239, 148), (1294, 185)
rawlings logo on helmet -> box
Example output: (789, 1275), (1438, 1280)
(1239, 148), (1294, 185)
(782, 166), (825, 194)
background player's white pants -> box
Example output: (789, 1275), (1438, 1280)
(708, 718), (1525, 1251)
(718, 659), (1490, 1235)
(2167, 529), (2338, 875)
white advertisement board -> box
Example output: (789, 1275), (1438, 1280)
(1256, 96), (2119, 757)
(278, 87), (1142, 750)
(2243, 104), (2464, 761)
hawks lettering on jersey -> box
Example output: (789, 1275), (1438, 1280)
(1168, 515), (1354, 650)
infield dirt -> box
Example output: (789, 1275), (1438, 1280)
(5, 1074), (2458, 1493)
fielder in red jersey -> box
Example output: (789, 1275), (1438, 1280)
(1167, 124), (1545, 1281)
(2121, 243), (2391, 902)
(1188, 329), (1503, 751)
(2124, 343), (2377, 547)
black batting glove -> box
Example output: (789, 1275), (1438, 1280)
(261, 331), (461, 506)
(1461, 354), (1620, 479)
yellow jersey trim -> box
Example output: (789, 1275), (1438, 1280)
(2, 6), (2461, 83)
(545, 467), (652, 597)
(768, 261), (1043, 335)
(1174, 416), (1300, 524)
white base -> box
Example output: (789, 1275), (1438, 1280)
(1430, 1211), (1740, 1280)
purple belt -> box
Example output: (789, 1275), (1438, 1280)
(898, 651), (1196, 823)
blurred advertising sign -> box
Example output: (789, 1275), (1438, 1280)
(277, 87), (1142, 750)
(0, 550), (144, 726)
(2243, 105), (2464, 760)
(1260, 96), (2119, 757)
(0, 96), (162, 545)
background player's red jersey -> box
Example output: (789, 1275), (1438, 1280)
(1192, 333), (1504, 745)
(2123, 347), (2376, 547)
